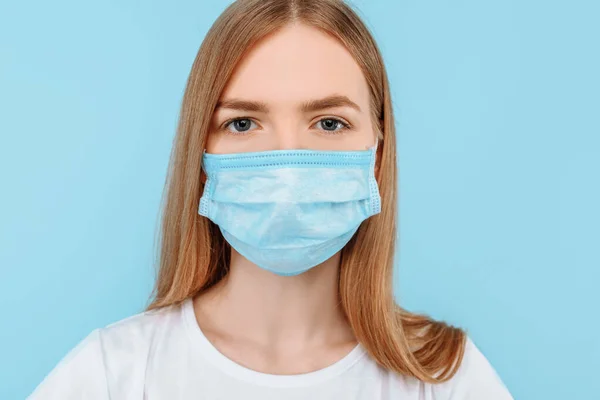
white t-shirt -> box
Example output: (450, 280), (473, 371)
(28, 297), (513, 399)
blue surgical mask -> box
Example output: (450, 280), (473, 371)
(198, 141), (381, 276)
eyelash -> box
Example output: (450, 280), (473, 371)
(220, 117), (352, 136)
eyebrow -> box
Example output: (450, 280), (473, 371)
(215, 94), (362, 114)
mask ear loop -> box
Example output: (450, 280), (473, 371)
(367, 138), (381, 215)
(366, 133), (380, 150)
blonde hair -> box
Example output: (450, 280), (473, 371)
(145, 0), (466, 383)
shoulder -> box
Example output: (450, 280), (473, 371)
(27, 328), (109, 399)
(381, 335), (513, 400)
(431, 336), (514, 400)
(27, 303), (181, 400)
(99, 302), (180, 355)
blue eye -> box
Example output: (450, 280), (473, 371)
(220, 117), (352, 136)
(222, 118), (257, 135)
(316, 118), (351, 134)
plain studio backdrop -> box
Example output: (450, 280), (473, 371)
(1, 0), (598, 398)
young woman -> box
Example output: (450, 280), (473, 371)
(29, 0), (513, 398)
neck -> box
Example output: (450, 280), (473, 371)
(193, 249), (356, 351)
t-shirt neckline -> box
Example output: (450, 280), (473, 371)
(181, 296), (368, 388)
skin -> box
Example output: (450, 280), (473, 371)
(193, 22), (379, 374)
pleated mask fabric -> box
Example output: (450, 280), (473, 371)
(198, 142), (381, 276)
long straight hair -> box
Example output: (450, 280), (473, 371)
(145, 0), (466, 383)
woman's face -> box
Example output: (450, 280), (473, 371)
(206, 23), (377, 154)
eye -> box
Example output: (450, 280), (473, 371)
(314, 117), (352, 135)
(221, 118), (258, 135)
(220, 116), (352, 136)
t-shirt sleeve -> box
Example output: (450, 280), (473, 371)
(442, 336), (514, 400)
(27, 328), (110, 400)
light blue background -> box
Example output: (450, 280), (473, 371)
(1, 0), (598, 398)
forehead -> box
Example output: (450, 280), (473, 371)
(220, 23), (370, 111)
